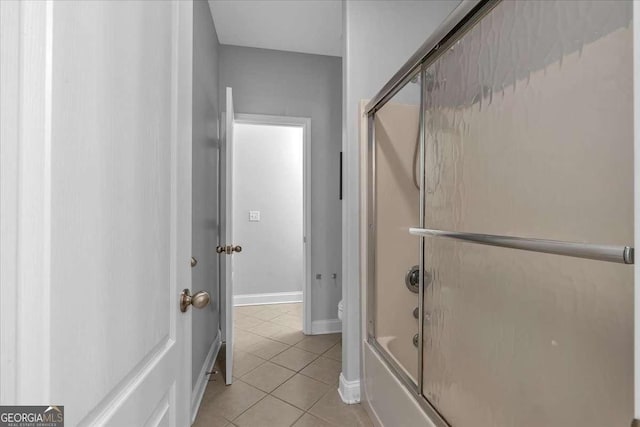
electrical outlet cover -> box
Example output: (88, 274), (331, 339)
(249, 211), (260, 222)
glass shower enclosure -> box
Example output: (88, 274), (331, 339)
(366, 1), (634, 426)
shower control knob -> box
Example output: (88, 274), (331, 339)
(405, 266), (432, 293)
(405, 265), (420, 293)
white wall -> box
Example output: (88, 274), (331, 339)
(233, 123), (304, 299)
(219, 46), (342, 322)
(341, 0), (460, 398)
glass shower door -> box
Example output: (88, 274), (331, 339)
(420, 1), (633, 426)
(371, 74), (422, 385)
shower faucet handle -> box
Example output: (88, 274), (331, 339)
(405, 265), (432, 293)
(405, 265), (420, 293)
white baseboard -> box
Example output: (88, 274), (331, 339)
(191, 330), (222, 423)
(338, 372), (361, 404)
(234, 291), (302, 306)
(311, 318), (342, 335)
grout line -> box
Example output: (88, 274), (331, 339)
(227, 387), (269, 424)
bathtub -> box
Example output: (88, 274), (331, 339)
(362, 341), (437, 427)
(374, 336), (417, 384)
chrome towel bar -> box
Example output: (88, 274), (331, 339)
(409, 227), (634, 264)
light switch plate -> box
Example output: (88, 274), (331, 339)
(249, 211), (260, 222)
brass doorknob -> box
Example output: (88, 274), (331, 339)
(216, 245), (242, 254)
(180, 289), (210, 312)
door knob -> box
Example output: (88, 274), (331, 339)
(180, 288), (210, 312)
(191, 257), (197, 267)
(216, 245), (242, 254)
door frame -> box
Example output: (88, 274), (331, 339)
(0, 0), (51, 401)
(634, 1), (640, 422)
(232, 113), (312, 335)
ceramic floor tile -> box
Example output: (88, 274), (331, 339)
(299, 357), (341, 385)
(235, 310), (250, 319)
(240, 361), (296, 393)
(250, 308), (284, 321)
(235, 328), (264, 340)
(235, 330), (266, 349)
(201, 369), (228, 402)
(199, 380), (266, 421)
(192, 407), (232, 427)
(292, 413), (335, 427)
(282, 307), (303, 318)
(236, 332), (283, 356)
(235, 315), (266, 331)
(295, 334), (341, 355)
(233, 350), (265, 377)
(265, 303), (293, 314)
(248, 321), (285, 338)
(322, 342), (341, 362)
(233, 395), (303, 427)
(270, 326), (306, 346)
(270, 346), (319, 372)
(276, 303), (303, 313)
(271, 313), (303, 329)
(250, 321), (306, 346)
(271, 374), (331, 411)
(246, 336), (290, 360)
(236, 305), (269, 317)
(288, 304), (303, 313)
(195, 303), (347, 427)
(309, 389), (373, 427)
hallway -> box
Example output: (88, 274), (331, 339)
(193, 303), (372, 427)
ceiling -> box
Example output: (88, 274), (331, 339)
(208, 0), (342, 57)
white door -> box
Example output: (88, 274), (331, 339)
(220, 87), (237, 385)
(0, 1), (194, 426)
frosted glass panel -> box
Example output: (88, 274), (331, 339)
(373, 76), (421, 384)
(424, 0), (633, 244)
(421, 0), (633, 425)
(423, 239), (633, 426)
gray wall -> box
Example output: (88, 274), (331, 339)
(219, 45), (342, 322)
(341, 0), (460, 387)
(233, 123), (304, 298)
(192, 0), (221, 388)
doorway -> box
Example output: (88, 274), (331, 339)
(231, 114), (312, 334)
(196, 112), (358, 425)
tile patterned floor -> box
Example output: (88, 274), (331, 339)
(193, 303), (372, 427)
